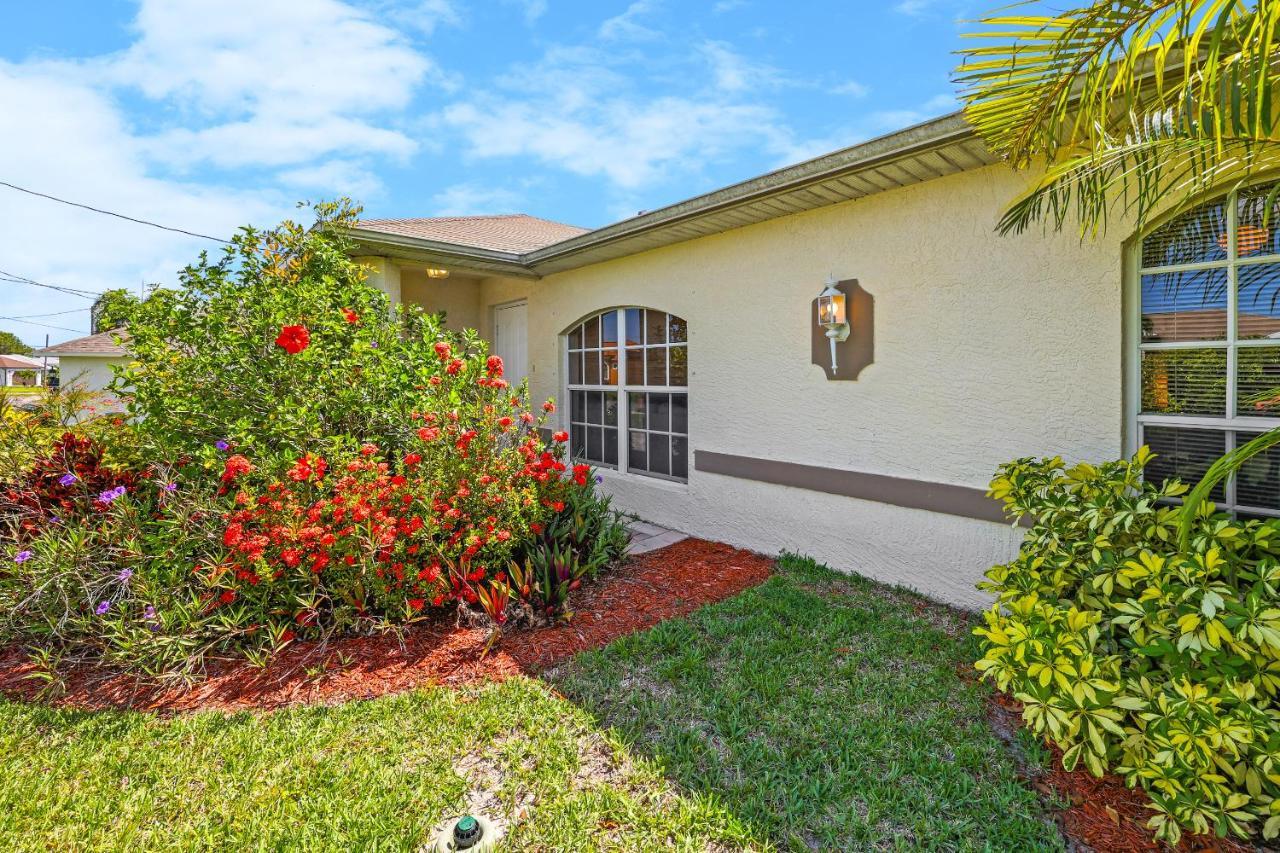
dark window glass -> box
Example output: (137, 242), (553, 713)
(671, 436), (688, 479)
(602, 348), (619, 385)
(1237, 347), (1280, 416)
(1140, 269), (1228, 342)
(571, 390), (585, 421)
(1141, 349), (1227, 415)
(587, 427), (602, 461)
(646, 347), (666, 386)
(584, 350), (601, 385)
(669, 315), (688, 343)
(671, 394), (688, 433)
(1236, 432), (1280, 510)
(626, 348), (644, 386)
(604, 393), (618, 427)
(648, 393), (670, 432)
(585, 314), (600, 349)
(645, 310), (667, 345)
(649, 434), (670, 475)
(571, 427), (586, 459)
(629, 431), (646, 470)
(1143, 426), (1226, 501)
(603, 428), (618, 465)
(587, 391), (602, 424)
(602, 311), (618, 349)
(1237, 185), (1280, 258)
(1142, 201), (1227, 268)
(569, 351), (583, 384)
(625, 308), (643, 348)
(629, 393), (646, 428)
(669, 345), (688, 386)
(568, 324), (582, 350)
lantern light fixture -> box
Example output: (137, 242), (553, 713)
(816, 274), (850, 373)
(426, 268), (451, 279)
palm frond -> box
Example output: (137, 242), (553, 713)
(958, 0), (1280, 232)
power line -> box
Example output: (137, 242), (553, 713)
(0, 268), (102, 300)
(0, 180), (233, 245)
(3, 308), (91, 319)
(0, 315), (85, 334)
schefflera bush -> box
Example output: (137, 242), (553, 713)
(976, 449), (1280, 845)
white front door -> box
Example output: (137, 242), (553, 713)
(492, 301), (528, 386)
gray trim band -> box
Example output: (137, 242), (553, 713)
(694, 450), (1015, 525)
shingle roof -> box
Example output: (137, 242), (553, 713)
(356, 214), (589, 254)
(37, 330), (129, 357)
(0, 354), (45, 370)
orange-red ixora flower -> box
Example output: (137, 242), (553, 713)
(342, 307), (359, 324)
(275, 324), (310, 354)
(552, 431), (569, 443)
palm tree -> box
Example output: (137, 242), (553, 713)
(957, 1), (1280, 533)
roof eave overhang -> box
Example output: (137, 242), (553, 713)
(340, 229), (540, 279)
(345, 112), (992, 279)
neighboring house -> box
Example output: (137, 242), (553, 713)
(35, 330), (129, 408)
(0, 354), (50, 387)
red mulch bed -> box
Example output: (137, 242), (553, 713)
(987, 692), (1259, 853)
(0, 538), (772, 714)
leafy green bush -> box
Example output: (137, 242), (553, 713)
(0, 201), (634, 678)
(977, 448), (1280, 844)
(121, 199), (487, 468)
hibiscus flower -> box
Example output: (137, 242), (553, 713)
(275, 324), (310, 354)
(341, 307), (359, 324)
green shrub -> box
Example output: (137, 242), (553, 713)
(977, 447), (1280, 844)
(0, 201), (634, 678)
(121, 199), (488, 468)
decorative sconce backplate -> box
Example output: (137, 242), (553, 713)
(810, 278), (874, 381)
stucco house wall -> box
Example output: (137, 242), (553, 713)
(471, 164), (1129, 608)
(57, 355), (129, 411)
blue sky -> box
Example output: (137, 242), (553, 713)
(0, 0), (978, 346)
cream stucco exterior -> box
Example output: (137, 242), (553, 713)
(374, 163), (1132, 609)
(57, 355), (130, 411)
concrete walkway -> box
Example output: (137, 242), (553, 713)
(626, 520), (688, 555)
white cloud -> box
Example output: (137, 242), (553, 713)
(599, 1), (660, 41)
(107, 0), (437, 169)
(277, 160), (385, 200)
(375, 0), (463, 35)
(430, 183), (528, 216)
(0, 60), (288, 347)
(713, 0), (748, 12)
(700, 41), (789, 93)
(831, 80), (871, 98)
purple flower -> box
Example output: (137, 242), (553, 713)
(215, 439), (230, 452)
(117, 568), (133, 583)
(14, 550), (33, 564)
(143, 604), (159, 630)
(49, 515), (61, 524)
(95, 601), (110, 616)
(97, 486), (127, 505)
(58, 473), (78, 487)
(370, 341), (380, 349)
(595, 475), (604, 484)
(163, 482), (178, 493)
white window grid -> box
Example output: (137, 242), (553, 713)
(1127, 188), (1280, 517)
(564, 308), (689, 483)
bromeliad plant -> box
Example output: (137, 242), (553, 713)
(978, 448), (1280, 845)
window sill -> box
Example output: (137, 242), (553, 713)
(595, 466), (689, 492)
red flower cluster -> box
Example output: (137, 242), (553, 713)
(275, 324), (310, 354)
(342, 307), (359, 324)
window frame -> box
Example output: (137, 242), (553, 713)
(1126, 186), (1280, 517)
(563, 307), (689, 484)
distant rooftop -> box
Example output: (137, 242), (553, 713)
(356, 214), (589, 254)
(37, 329), (129, 357)
(0, 354), (46, 370)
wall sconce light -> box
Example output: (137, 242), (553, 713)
(816, 274), (850, 373)
(426, 268), (450, 279)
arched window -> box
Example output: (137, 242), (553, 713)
(565, 308), (688, 481)
(1133, 184), (1280, 516)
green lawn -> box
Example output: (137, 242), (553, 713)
(0, 554), (1062, 852)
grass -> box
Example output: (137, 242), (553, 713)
(0, 554), (1061, 852)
